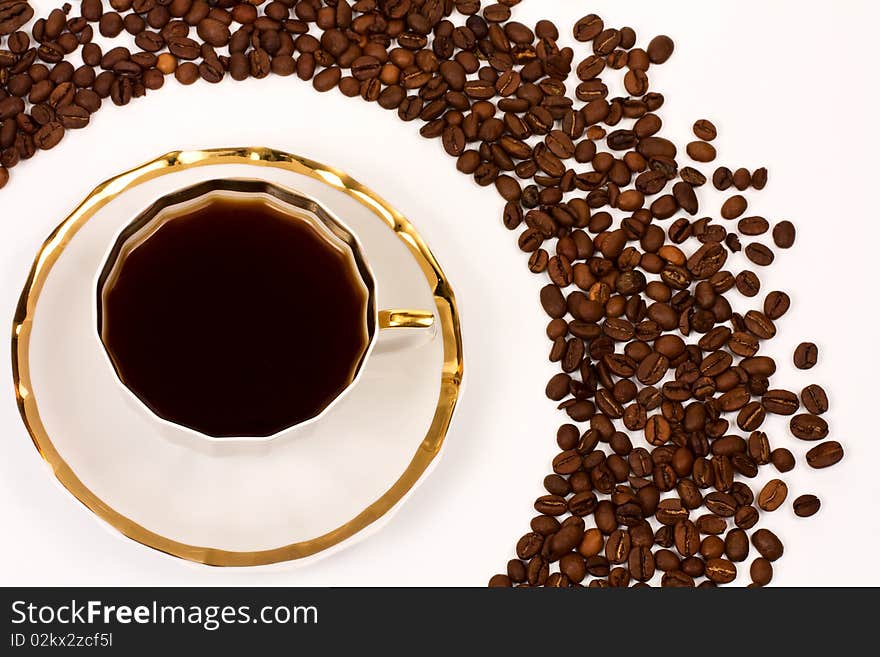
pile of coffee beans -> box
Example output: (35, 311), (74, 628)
(1, 1), (839, 586)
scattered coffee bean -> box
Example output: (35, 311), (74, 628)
(763, 291), (790, 320)
(801, 384), (828, 415)
(721, 195), (747, 219)
(790, 414), (829, 441)
(692, 119), (716, 141)
(751, 167), (768, 190)
(757, 479), (788, 511)
(686, 140), (716, 162)
(750, 558), (773, 586)
(713, 166), (733, 190)
(745, 243), (774, 266)
(792, 494), (821, 518)
(646, 35), (674, 64)
(772, 220), (795, 248)
(806, 441), (844, 469)
(751, 528), (784, 561)
(771, 448), (795, 473)
(733, 168), (751, 191)
(793, 342), (818, 369)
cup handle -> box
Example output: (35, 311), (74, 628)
(374, 309), (435, 353)
(378, 309), (434, 329)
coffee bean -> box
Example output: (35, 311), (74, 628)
(488, 574), (511, 587)
(724, 528), (749, 562)
(752, 167), (768, 190)
(197, 18), (230, 47)
(721, 195), (747, 219)
(745, 243), (774, 266)
(757, 479), (788, 511)
(692, 119), (716, 141)
(738, 216), (769, 235)
(771, 447), (795, 473)
(750, 557), (773, 586)
(793, 342), (818, 369)
(763, 291), (790, 320)
(735, 506), (759, 530)
(686, 140), (715, 162)
(762, 389), (799, 415)
(793, 494), (821, 517)
(680, 166), (706, 186)
(772, 220), (795, 248)
(751, 528), (783, 561)
(0, 1), (33, 37)
(705, 558), (736, 584)
(733, 270), (759, 297)
(806, 441), (844, 469)
(647, 35), (674, 64)
(801, 384), (828, 415)
(516, 532), (544, 559)
(57, 103), (89, 129)
(790, 414), (828, 441)
(540, 284), (566, 318)
(174, 61), (197, 84)
(713, 166), (733, 190)
(534, 495), (568, 516)
(33, 121), (64, 150)
(545, 373), (570, 401)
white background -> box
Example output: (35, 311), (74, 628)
(2, 0), (879, 586)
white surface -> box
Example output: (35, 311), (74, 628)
(1, 0), (878, 585)
(27, 165), (442, 552)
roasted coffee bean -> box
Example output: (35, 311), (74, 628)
(793, 342), (818, 369)
(734, 505), (759, 530)
(692, 119), (717, 141)
(763, 291), (790, 320)
(674, 519), (699, 557)
(720, 195), (747, 220)
(679, 166), (706, 186)
(738, 216), (769, 236)
(713, 166), (733, 190)
(769, 447), (795, 474)
(750, 557), (773, 586)
(790, 414), (828, 441)
(0, 1), (33, 36)
(686, 140), (715, 162)
(33, 121), (64, 150)
(647, 35), (674, 64)
(792, 494), (821, 517)
(534, 495), (568, 516)
(750, 167), (768, 189)
(725, 528), (749, 562)
(732, 168), (751, 191)
(735, 270), (760, 297)
(772, 220), (795, 248)
(705, 558), (736, 584)
(751, 529), (783, 561)
(762, 389), (799, 415)
(745, 243), (774, 266)
(757, 479), (788, 511)
(806, 441), (844, 469)
(801, 384), (828, 415)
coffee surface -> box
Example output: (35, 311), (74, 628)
(101, 197), (369, 437)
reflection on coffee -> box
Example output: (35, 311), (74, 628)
(100, 197), (370, 437)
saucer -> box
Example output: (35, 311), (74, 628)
(12, 147), (463, 566)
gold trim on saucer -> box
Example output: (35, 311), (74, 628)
(11, 147), (464, 566)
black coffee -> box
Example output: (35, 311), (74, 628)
(100, 196), (370, 437)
